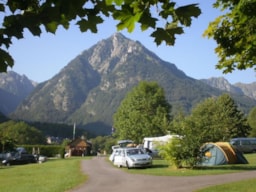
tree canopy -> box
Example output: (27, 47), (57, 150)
(185, 94), (250, 141)
(163, 94), (250, 168)
(113, 81), (171, 144)
(203, 0), (256, 73)
(248, 107), (256, 137)
(0, 120), (46, 146)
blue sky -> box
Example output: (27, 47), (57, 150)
(8, 0), (255, 84)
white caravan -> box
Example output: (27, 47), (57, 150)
(143, 134), (181, 156)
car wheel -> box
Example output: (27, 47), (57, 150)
(126, 161), (130, 169)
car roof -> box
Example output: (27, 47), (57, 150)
(231, 138), (256, 140)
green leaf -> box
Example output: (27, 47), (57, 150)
(0, 3), (4, 12)
(3, 15), (24, 39)
(77, 15), (103, 33)
(45, 21), (58, 33)
(105, 0), (113, 5)
(151, 26), (184, 46)
(114, 9), (142, 32)
(159, 2), (176, 19)
(0, 49), (14, 72)
(139, 11), (157, 31)
(114, 0), (124, 6)
(175, 4), (201, 26)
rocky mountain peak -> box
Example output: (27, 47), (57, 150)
(110, 33), (141, 56)
(86, 33), (144, 74)
(0, 71), (36, 115)
(0, 71), (36, 96)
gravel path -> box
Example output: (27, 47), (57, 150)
(69, 157), (256, 192)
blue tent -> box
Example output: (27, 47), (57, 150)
(200, 142), (248, 166)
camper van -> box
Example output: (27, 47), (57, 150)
(143, 135), (181, 156)
(230, 138), (256, 153)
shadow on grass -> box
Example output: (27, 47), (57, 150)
(151, 164), (169, 169)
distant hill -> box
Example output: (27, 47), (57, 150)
(0, 71), (36, 115)
(201, 77), (256, 100)
(5, 33), (256, 135)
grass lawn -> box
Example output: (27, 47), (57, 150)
(196, 153), (256, 192)
(1, 153), (255, 192)
(196, 179), (256, 192)
(119, 153), (256, 191)
(0, 157), (88, 192)
(125, 153), (256, 176)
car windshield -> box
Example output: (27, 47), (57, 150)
(126, 149), (145, 156)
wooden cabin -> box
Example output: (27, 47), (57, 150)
(66, 136), (92, 156)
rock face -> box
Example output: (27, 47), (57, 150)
(201, 77), (256, 100)
(0, 71), (36, 114)
(1, 33), (255, 135)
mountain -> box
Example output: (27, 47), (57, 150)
(201, 77), (256, 100)
(235, 82), (256, 100)
(0, 71), (37, 115)
(10, 33), (256, 135)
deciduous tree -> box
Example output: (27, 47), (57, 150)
(0, 120), (46, 145)
(159, 94), (250, 168)
(204, 0), (256, 73)
(188, 94), (250, 141)
(113, 81), (171, 144)
(248, 107), (256, 137)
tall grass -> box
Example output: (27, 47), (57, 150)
(0, 158), (87, 192)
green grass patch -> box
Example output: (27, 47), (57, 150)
(195, 153), (256, 192)
(114, 153), (256, 191)
(0, 157), (89, 192)
(1, 153), (256, 192)
(197, 178), (256, 192)
(119, 153), (256, 176)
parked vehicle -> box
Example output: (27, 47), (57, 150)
(110, 147), (152, 169)
(117, 140), (134, 148)
(38, 155), (47, 163)
(109, 139), (136, 161)
(2, 148), (37, 166)
(230, 138), (256, 153)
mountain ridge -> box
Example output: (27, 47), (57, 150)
(201, 77), (256, 100)
(0, 71), (36, 114)
(0, 33), (255, 135)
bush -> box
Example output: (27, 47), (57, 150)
(158, 137), (201, 169)
(22, 145), (64, 157)
(158, 138), (183, 168)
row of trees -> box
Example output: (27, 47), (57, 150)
(0, 121), (46, 152)
(112, 81), (255, 168)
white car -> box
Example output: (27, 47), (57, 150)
(110, 148), (152, 169)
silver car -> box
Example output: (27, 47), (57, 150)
(111, 148), (152, 169)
